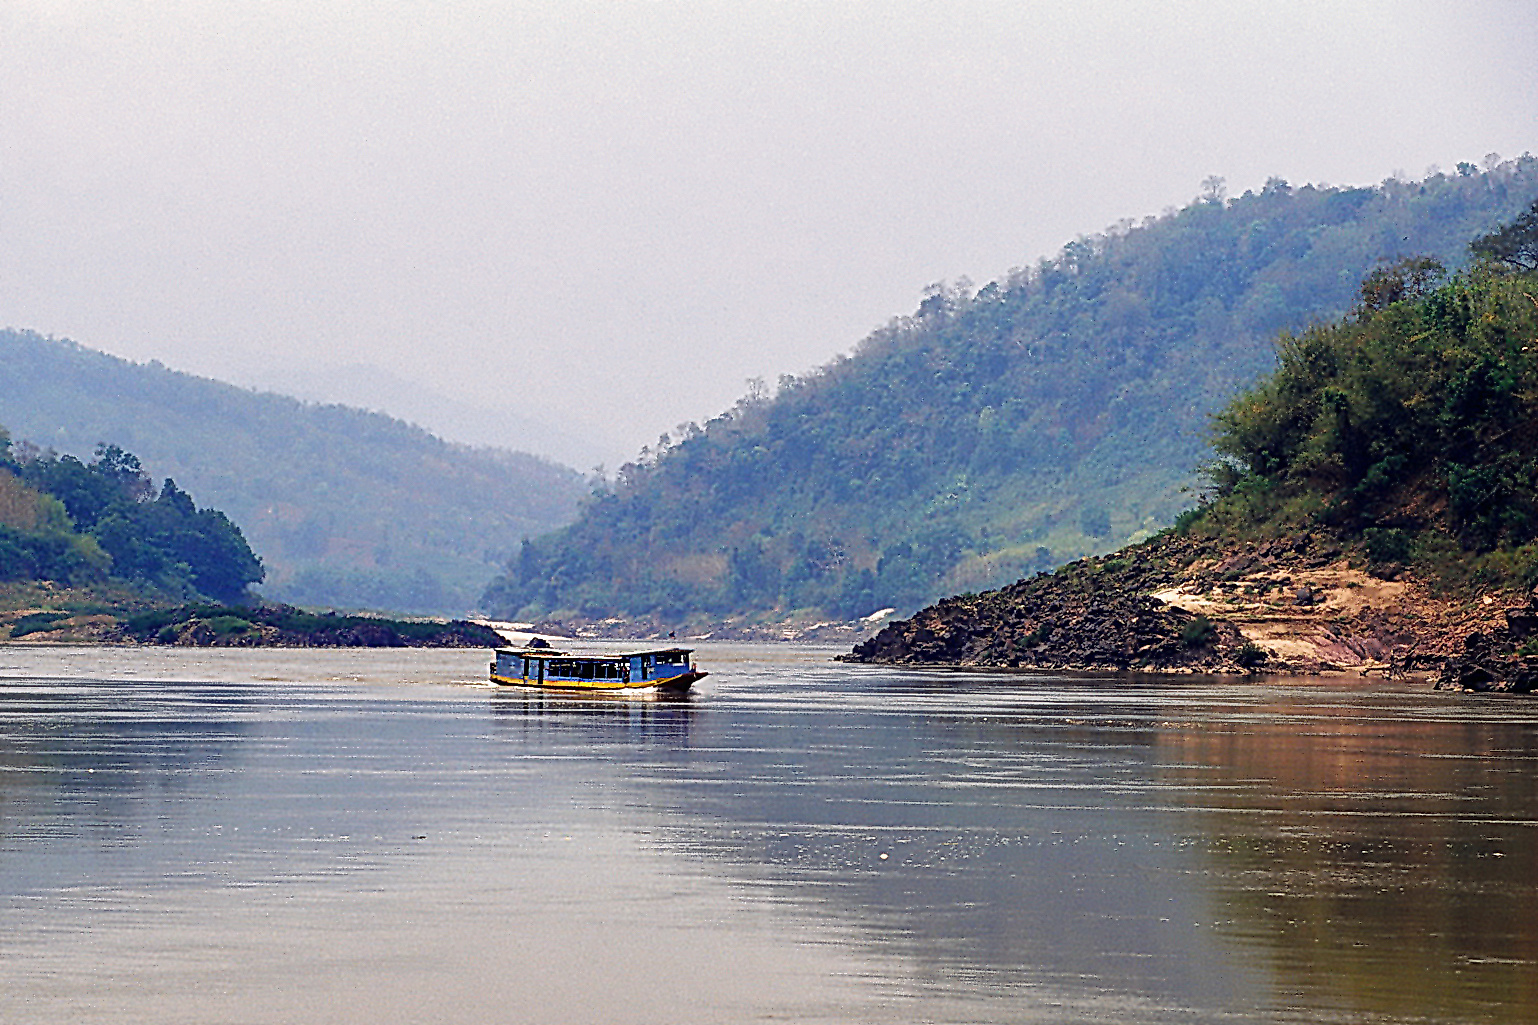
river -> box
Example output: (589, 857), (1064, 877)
(1, 643), (1534, 1024)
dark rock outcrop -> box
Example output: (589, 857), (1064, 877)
(845, 531), (1529, 682)
(845, 539), (1259, 673)
(1436, 592), (1538, 692)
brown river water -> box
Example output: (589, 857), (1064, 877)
(0, 643), (1534, 1024)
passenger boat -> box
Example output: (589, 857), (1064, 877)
(489, 644), (707, 692)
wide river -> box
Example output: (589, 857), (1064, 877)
(1, 643), (1534, 1024)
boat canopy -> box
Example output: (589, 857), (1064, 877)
(491, 645), (703, 690)
(494, 646), (695, 660)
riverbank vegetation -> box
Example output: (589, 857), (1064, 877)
(117, 603), (503, 647)
(1195, 207), (1538, 592)
(0, 425), (515, 647)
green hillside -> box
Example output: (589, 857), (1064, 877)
(0, 333), (586, 614)
(483, 159), (1538, 627)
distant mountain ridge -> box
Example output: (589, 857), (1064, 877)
(230, 359), (620, 471)
(0, 330), (586, 613)
(483, 159), (1538, 628)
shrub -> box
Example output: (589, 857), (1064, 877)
(204, 615), (255, 637)
(1236, 642), (1269, 669)
(1181, 615), (1214, 646)
(9, 610), (70, 638)
(1362, 527), (1413, 564)
(1171, 507), (1205, 535)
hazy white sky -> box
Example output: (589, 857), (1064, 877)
(3, 1), (1536, 467)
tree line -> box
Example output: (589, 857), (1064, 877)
(0, 331), (587, 614)
(0, 431), (263, 602)
(1196, 197), (1538, 587)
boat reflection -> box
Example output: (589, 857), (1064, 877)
(486, 686), (695, 743)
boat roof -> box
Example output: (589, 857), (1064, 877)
(495, 646), (694, 659)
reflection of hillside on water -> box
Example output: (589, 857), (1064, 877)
(1157, 694), (1538, 1020)
(612, 677), (1258, 1013)
(0, 676), (248, 798)
(0, 676), (252, 898)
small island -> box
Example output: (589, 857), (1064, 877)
(849, 206), (1538, 692)
(116, 602), (504, 648)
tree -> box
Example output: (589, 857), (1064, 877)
(92, 443), (154, 501)
(1470, 199), (1538, 271)
(13, 444), (263, 601)
(1357, 256), (1446, 312)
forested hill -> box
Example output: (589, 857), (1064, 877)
(0, 332), (586, 614)
(848, 205), (1538, 685)
(1, 435), (262, 604)
(483, 159), (1538, 629)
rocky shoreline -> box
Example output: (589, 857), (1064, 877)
(119, 604), (507, 648)
(4, 601), (505, 648)
(844, 531), (1537, 692)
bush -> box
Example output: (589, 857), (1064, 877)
(204, 615), (256, 637)
(1181, 615), (1214, 647)
(1171, 507), (1205, 536)
(1362, 527), (1414, 571)
(9, 610), (70, 638)
(1236, 642), (1269, 669)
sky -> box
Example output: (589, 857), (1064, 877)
(3, 1), (1537, 470)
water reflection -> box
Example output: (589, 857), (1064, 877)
(1158, 691), (1538, 1022)
(504, 662), (1538, 1023)
(602, 673), (1258, 1018)
(0, 648), (1535, 1025)
(0, 677), (248, 779)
